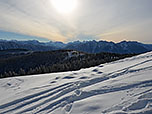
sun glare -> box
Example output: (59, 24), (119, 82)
(51, 0), (77, 14)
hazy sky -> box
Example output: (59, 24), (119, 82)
(0, 0), (152, 43)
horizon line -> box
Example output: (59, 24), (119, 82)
(0, 38), (151, 45)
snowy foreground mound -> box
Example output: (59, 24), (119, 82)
(0, 52), (152, 114)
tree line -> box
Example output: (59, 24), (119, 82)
(0, 50), (137, 78)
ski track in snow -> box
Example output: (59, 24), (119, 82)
(0, 52), (152, 114)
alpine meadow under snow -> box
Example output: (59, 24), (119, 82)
(0, 51), (152, 114)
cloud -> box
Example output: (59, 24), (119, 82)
(0, 0), (76, 41)
(0, 0), (152, 43)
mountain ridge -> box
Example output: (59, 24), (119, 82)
(0, 39), (152, 54)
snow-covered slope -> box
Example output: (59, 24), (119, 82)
(0, 52), (152, 114)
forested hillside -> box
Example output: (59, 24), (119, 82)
(0, 50), (136, 78)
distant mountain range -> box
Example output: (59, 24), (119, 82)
(0, 40), (58, 51)
(0, 39), (152, 54)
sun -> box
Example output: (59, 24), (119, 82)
(51, 0), (77, 14)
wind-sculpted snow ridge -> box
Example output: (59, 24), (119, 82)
(0, 52), (152, 114)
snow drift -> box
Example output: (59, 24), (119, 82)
(0, 52), (152, 114)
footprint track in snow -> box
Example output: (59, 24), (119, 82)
(1, 58), (152, 114)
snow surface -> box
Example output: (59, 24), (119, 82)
(0, 52), (152, 114)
